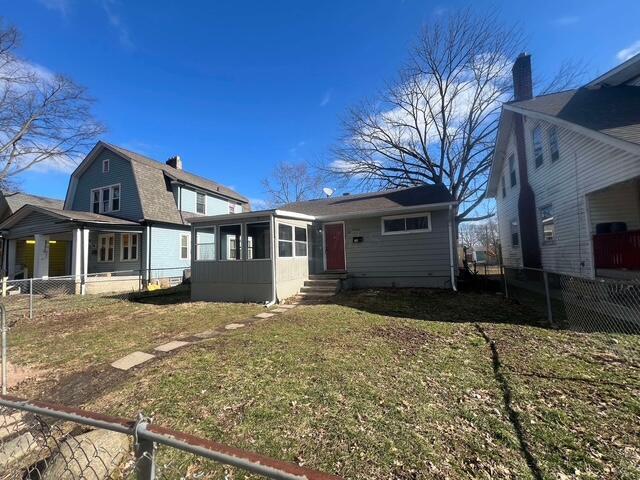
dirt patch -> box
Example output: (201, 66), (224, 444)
(371, 325), (434, 355)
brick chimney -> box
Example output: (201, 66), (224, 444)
(512, 53), (533, 101)
(166, 155), (182, 170)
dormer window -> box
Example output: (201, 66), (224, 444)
(102, 159), (110, 173)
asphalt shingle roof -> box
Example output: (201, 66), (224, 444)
(102, 143), (249, 224)
(509, 86), (640, 146)
(3, 192), (64, 213)
(280, 184), (455, 217)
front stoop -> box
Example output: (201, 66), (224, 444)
(294, 273), (346, 304)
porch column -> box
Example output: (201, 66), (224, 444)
(33, 234), (50, 278)
(6, 240), (16, 279)
(71, 228), (89, 294)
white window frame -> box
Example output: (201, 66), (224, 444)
(501, 174), (507, 198)
(277, 222), (308, 259)
(532, 126), (544, 168)
(218, 223), (242, 261)
(102, 158), (110, 173)
(97, 233), (115, 263)
(90, 184), (121, 214)
(381, 212), (432, 236)
(194, 226), (216, 262)
(179, 233), (190, 260)
(246, 222), (271, 261)
(196, 192), (207, 215)
(510, 219), (520, 248)
(120, 233), (139, 262)
(540, 205), (556, 244)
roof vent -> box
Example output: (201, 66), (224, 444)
(166, 155), (182, 170)
(342, 192), (350, 196)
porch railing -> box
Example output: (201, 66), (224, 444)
(593, 230), (640, 270)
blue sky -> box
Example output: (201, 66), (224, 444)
(4, 0), (640, 207)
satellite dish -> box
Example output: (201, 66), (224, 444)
(323, 187), (334, 198)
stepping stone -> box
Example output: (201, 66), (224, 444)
(255, 312), (275, 319)
(272, 308), (288, 313)
(225, 323), (245, 330)
(194, 330), (219, 339)
(278, 304), (296, 309)
(111, 352), (155, 371)
(154, 341), (190, 352)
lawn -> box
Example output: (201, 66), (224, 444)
(8, 288), (640, 479)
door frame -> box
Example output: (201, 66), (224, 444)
(322, 221), (346, 272)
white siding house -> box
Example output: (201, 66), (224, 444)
(488, 53), (640, 280)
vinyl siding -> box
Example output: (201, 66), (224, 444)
(71, 150), (143, 222)
(496, 116), (640, 278)
(4, 212), (73, 239)
(177, 186), (237, 216)
(148, 225), (192, 273)
(342, 209), (452, 288)
(88, 231), (144, 274)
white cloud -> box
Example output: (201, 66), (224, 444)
(100, 0), (134, 50)
(27, 156), (78, 174)
(38, 0), (71, 16)
(320, 89), (332, 107)
(551, 16), (580, 27)
(616, 40), (640, 62)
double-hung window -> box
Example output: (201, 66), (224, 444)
(195, 227), (216, 261)
(501, 175), (507, 198)
(295, 227), (307, 256)
(277, 223), (309, 258)
(510, 219), (520, 247)
(509, 154), (517, 187)
(98, 234), (115, 262)
(102, 159), (110, 173)
(196, 192), (206, 214)
(180, 233), (190, 260)
(382, 213), (431, 235)
(540, 205), (555, 243)
(91, 185), (120, 214)
(120, 233), (138, 261)
(532, 126), (544, 168)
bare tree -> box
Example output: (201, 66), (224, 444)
(332, 9), (582, 225)
(0, 20), (104, 189)
(261, 161), (326, 206)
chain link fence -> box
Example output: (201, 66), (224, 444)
(504, 267), (640, 335)
(0, 268), (191, 321)
(0, 394), (339, 480)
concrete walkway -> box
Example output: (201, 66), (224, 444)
(110, 302), (299, 371)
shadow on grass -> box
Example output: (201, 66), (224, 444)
(475, 324), (544, 480)
(104, 285), (192, 305)
(331, 288), (550, 328)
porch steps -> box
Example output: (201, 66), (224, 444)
(294, 275), (344, 304)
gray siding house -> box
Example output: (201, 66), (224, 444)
(190, 184), (458, 303)
(0, 141), (249, 291)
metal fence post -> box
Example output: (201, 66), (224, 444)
(1, 304), (7, 395)
(134, 416), (156, 480)
(542, 271), (554, 326)
(29, 278), (33, 320)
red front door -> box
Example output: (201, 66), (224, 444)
(324, 223), (345, 271)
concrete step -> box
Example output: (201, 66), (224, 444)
(296, 291), (335, 298)
(304, 279), (340, 287)
(309, 273), (347, 280)
(300, 286), (337, 293)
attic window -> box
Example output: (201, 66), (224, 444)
(196, 192), (206, 214)
(102, 159), (110, 173)
(532, 126), (544, 168)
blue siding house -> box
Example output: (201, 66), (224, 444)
(0, 141), (249, 291)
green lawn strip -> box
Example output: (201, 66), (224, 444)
(483, 324), (640, 479)
(9, 296), (263, 370)
(99, 303), (533, 479)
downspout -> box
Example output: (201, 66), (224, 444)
(265, 213), (277, 307)
(448, 204), (458, 292)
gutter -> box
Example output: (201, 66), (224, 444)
(265, 213), (277, 307)
(448, 204), (458, 292)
